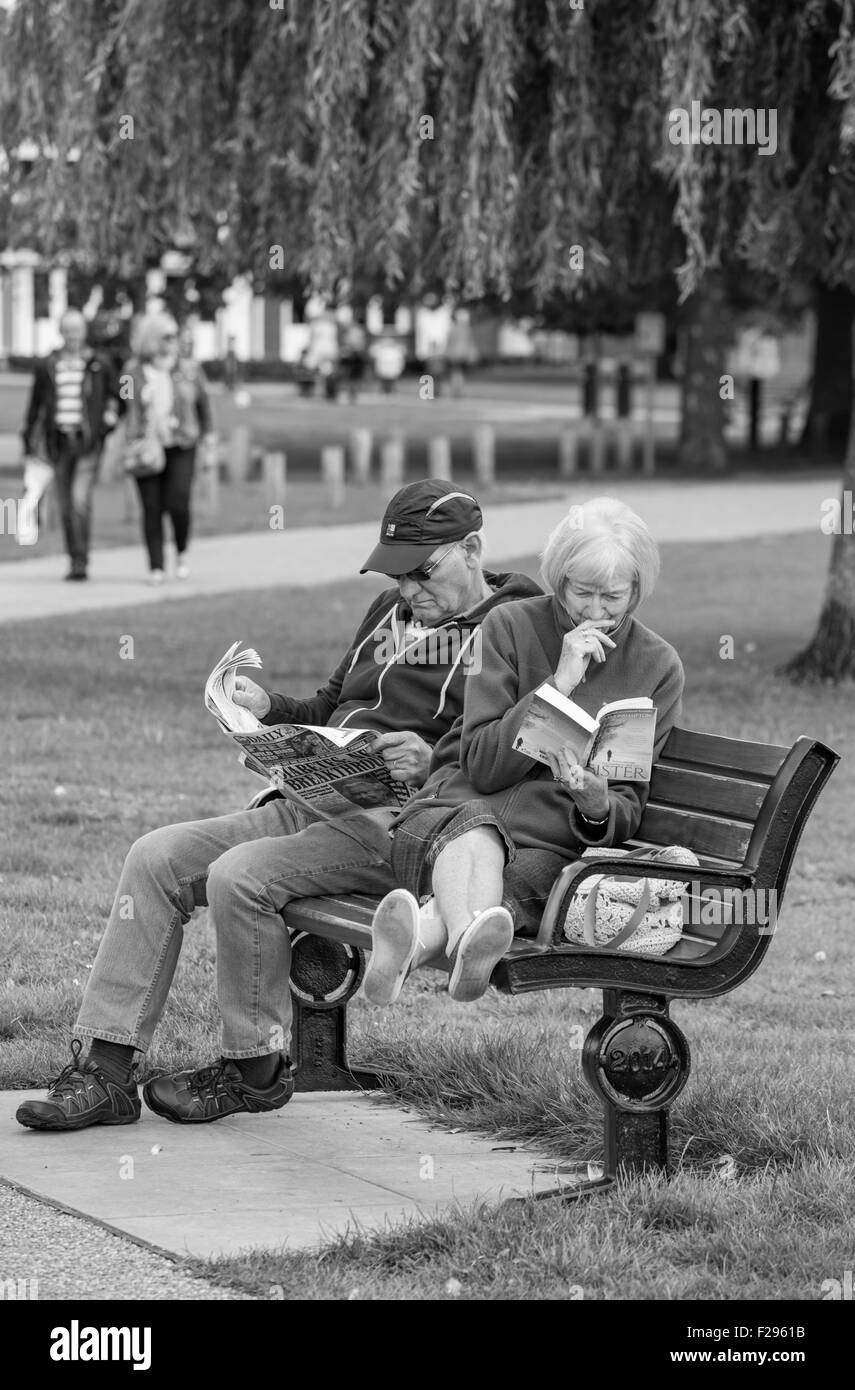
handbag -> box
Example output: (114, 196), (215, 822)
(121, 363), (169, 478)
(122, 432), (166, 478)
(563, 844), (700, 955)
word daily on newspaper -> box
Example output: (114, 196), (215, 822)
(204, 642), (414, 813)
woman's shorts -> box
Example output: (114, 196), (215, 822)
(390, 800), (575, 938)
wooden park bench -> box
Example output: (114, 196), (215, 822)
(263, 727), (838, 1194)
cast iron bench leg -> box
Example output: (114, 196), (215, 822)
(507, 988), (692, 1204)
(288, 933), (381, 1092)
(584, 988), (691, 1182)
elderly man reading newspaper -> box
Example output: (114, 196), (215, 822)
(18, 480), (539, 1131)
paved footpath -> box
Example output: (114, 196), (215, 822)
(0, 1089), (573, 1294)
(0, 474), (837, 626)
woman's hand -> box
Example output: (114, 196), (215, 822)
(546, 747), (610, 821)
(553, 620), (617, 696)
(232, 675), (272, 720)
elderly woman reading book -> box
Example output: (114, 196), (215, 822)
(363, 496), (685, 1006)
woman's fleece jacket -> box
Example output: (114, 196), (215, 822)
(396, 593), (685, 857)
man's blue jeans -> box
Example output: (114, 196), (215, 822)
(75, 800), (398, 1059)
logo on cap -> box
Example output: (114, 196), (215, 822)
(385, 523), (396, 536)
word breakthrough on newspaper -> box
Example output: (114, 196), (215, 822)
(204, 642), (414, 813)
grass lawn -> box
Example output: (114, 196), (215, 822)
(2, 529), (853, 1299)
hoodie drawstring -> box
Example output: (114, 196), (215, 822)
(433, 628), (478, 718)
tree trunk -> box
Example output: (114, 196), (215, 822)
(783, 401), (855, 683)
(678, 271), (729, 472)
(799, 284), (854, 458)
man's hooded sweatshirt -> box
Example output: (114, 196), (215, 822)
(260, 571), (542, 745)
(396, 593), (684, 856)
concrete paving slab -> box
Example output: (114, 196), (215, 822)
(1, 1089), (563, 1258)
(0, 476), (837, 625)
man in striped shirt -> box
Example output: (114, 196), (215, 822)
(22, 309), (118, 580)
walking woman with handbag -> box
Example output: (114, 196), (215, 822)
(168, 323), (215, 579)
(123, 314), (211, 584)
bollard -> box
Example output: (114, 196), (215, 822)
(349, 428), (372, 485)
(428, 435), (452, 482)
(42, 478), (59, 531)
(321, 445), (346, 507)
(122, 475), (140, 525)
(641, 358), (656, 475)
(558, 428), (578, 479)
(380, 432), (405, 488)
(263, 450), (287, 508)
(583, 361), (600, 419)
(616, 421), (634, 474)
(230, 423), (251, 482)
(200, 446), (220, 516)
(472, 424), (495, 487)
(589, 423), (606, 475)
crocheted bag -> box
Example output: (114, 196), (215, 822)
(563, 845), (700, 955)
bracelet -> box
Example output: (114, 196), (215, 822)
(579, 806), (609, 826)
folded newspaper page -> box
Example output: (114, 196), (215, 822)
(205, 642), (414, 812)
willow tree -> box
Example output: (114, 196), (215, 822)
(0, 4), (680, 314)
(656, 0), (855, 679)
(3, 0), (854, 676)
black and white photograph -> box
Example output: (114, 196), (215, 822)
(0, 0), (852, 1341)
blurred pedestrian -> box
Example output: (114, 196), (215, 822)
(170, 323), (216, 577)
(124, 312), (203, 584)
(446, 308), (476, 398)
(21, 308), (119, 580)
(339, 318), (368, 403)
(371, 335), (406, 394)
(223, 335), (239, 393)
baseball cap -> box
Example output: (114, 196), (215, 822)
(360, 479), (483, 576)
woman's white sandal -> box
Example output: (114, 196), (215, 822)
(363, 890), (423, 1006)
(448, 907), (515, 1003)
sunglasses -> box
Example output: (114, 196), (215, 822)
(397, 541), (459, 584)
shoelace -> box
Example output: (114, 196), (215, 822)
(187, 1059), (232, 1099)
(47, 1038), (90, 1097)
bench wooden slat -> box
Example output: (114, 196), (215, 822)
(623, 838), (743, 870)
(636, 804), (753, 861)
(659, 727), (789, 780)
(648, 765), (767, 820)
(282, 894), (375, 950)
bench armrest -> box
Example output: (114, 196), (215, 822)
(535, 856), (757, 948)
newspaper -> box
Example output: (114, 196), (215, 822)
(204, 642), (414, 812)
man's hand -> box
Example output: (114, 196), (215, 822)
(232, 675), (272, 720)
(553, 620), (617, 696)
(369, 730), (432, 786)
(546, 747), (610, 821)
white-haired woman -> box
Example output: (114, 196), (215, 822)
(363, 496), (685, 1005)
(124, 312), (196, 583)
